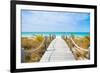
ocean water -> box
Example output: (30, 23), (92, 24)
(21, 32), (90, 37)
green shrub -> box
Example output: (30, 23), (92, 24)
(35, 35), (44, 42)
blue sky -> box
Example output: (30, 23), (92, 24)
(21, 10), (90, 32)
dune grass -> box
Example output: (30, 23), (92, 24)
(21, 35), (55, 63)
(62, 35), (90, 60)
(21, 35), (44, 50)
(21, 35), (45, 62)
(73, 36), (90, 49)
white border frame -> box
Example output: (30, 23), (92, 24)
(16, 4), (94, 69)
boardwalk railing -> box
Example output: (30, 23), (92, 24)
(24, 38), (46, 53)
(68, 37), (90, 60)
(21, 38), (47, 62)
(22, 35), (56, 62)
(70, 37), (88, 52)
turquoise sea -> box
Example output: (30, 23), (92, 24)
(21, 32), (90, 37)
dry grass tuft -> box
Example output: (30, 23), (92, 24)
(74, 36), (90, 49)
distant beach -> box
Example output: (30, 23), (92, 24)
(22, 32), (90, 37)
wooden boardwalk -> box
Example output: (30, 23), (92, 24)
(40, 37), (75, 62)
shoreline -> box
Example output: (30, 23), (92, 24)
(21, 32), (90, 38)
